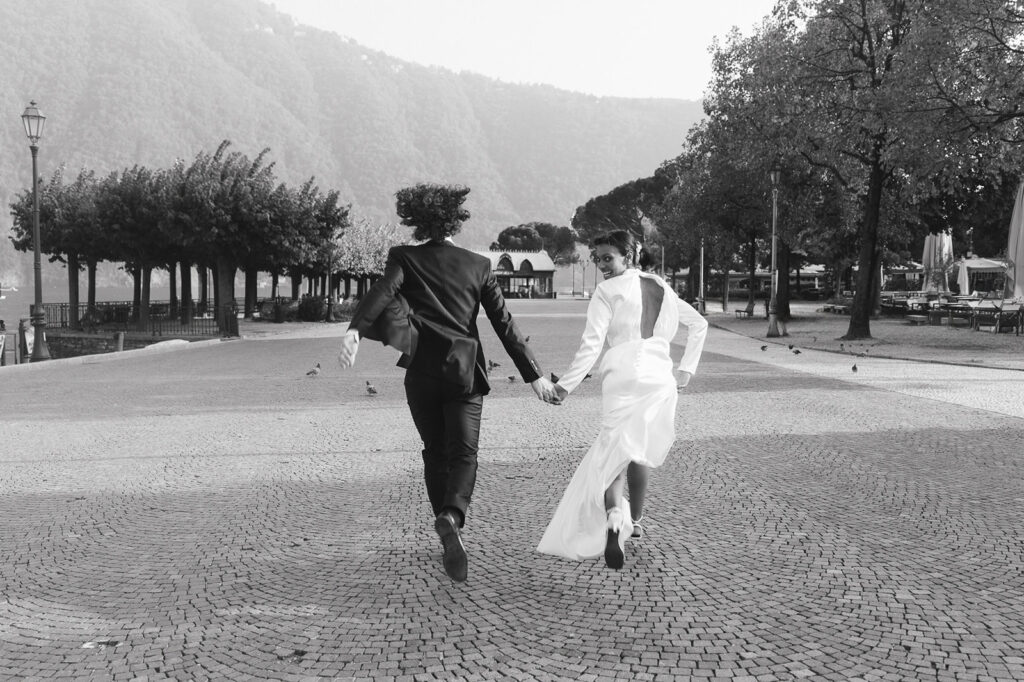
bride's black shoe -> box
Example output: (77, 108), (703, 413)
(604, 508), (625, 569)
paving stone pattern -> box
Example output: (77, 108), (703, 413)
(0, 301), (1021, 681)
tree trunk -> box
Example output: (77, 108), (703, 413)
(778, 242), (792, 322)
(244, 267), (258, 319)
(344, 276), (351, 299)
(212, 263), (220, 311)
(132, 266), (142, 322)
(216, 256), (237, 337)
(180, 261), (193, 325)
(871, 259), (882, 317)
(271, 272), (279, 299)
(87, 260), (97, 311)
(720, 258), (730, 312)
(747, 235), (757, 312)
(168, 261), (178, 318)
(198, 264), (209, 315)
(68, 253), (80, 328)
(844, 156), (885, 340)
(290, 268), (301, 300)
(137, 266), (152, 332)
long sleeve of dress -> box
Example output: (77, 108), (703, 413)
(674, 296), (708, 375)
(556, 288), (613, 394)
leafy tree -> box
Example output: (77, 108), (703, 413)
(530, 222), (579, 265)
(96, 165), (168, 331)
(571, 172), (674, 247)
(336, 219), (407, 295)
(491, 225), (543, 252)
(707, 1), (1024, 339)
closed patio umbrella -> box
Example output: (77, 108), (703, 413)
(921, 231), (952, 292)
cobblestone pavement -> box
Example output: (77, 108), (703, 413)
(1, 300), (1022, 681)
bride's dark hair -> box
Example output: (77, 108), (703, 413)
(592, 230), (638, 265)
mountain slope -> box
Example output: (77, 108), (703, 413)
(0, 0), (702, 286)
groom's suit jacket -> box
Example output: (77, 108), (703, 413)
(348, 240), (541, 394)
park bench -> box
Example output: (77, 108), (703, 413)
(735, 304), (754, 318)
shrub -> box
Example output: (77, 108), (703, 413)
(297, 296), (327, 321)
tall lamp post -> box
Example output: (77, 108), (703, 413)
(22, 101), (50, 361)
(766, 163), (784, 338)
(698, 236), (706, 314)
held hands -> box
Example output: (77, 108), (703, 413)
(338, 331), (359, 369)
(530, 376), (562, 404)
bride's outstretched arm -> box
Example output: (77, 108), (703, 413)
(674, 296), (708, 376)
(555, 287), (612, 394)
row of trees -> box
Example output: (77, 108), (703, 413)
(573, 0), (1024, 340)
(9, 140), (405, 331)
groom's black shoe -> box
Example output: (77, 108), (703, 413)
(434, 510), (468, 582)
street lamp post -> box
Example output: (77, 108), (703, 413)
(766, 164), (785, 338)
(698, 236), (706, 314)
(22, 101), (50, 361)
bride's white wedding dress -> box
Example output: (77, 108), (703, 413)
(537, 269), (708, 560)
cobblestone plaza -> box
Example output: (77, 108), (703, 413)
(1, 301), (1022, 681)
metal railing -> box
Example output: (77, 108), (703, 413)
(30, 300), (234, 337)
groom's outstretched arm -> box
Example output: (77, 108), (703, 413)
(479, 267), (541, 383)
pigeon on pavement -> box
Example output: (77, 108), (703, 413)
(306, 362), (321, 376)
(366, 380), (378, 395)
(760, 345), (768, 351)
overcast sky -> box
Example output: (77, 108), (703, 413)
(270, 0), (777, 100)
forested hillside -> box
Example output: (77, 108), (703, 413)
(0, 0), (701, 287)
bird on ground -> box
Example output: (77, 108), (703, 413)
(487, 359), (501, 372)
(306, 362), (321, 376)
(839, 343), (845, 351)
(366, 380), (378, 395)
(507, 375), (517, 382)
(788, 344), (794, 350)
(584, 373), (593, 380)
(524, 336), (531, 342)
(550, 372), (560, 383)
(792, 349), (801, 355)
(760, 345), (768, 351)
(852, 364), (858, 373)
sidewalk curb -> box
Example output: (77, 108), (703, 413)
(0, 336), (233, 372)
(707, 321), (1024, 373)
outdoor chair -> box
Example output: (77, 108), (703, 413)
(973, 305), (1022, 334)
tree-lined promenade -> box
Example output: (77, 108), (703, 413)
(572, 1), (1024, 340)
(8, 140), (409, 333)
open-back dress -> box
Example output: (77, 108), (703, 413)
(537, 268), (708, 560)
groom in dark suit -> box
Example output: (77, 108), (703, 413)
(338, 183), (557, 582)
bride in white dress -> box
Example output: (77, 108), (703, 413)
(537, 230), (708, 568)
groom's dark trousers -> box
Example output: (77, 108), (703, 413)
(347, 240), (541, 526)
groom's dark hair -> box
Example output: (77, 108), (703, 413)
(592, 230), (638, 265)
(395, 183), (471, 242)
